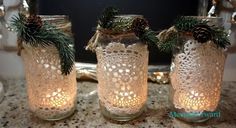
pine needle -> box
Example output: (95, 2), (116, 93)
(174, 16), (230, 49)
(11, 13), (75, 75)
(98, 7), (119, 29)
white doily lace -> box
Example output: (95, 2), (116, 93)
(96, 42), (148, 115)
(22, 45), (77, 119)
(170, 39), (226, 113)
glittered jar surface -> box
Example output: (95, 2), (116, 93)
(170, 37), (226, 113)
(22, 45), (77, 120)
(96, 42), (148, 115)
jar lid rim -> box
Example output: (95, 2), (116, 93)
(185, 16), (223, 20)
(39, 15), (69, 21)
(115, 14), (143, 18)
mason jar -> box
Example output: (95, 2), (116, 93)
(95, 15), (149, 121)
(21, 15), (77, 121)
(169, 17), (226, 122)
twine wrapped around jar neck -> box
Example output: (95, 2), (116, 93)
(86, 29), (137, 52)
(86, 15), (143, 52)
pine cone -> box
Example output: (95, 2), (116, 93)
(131, 18), (149, 37)
(192, 24), (213, 43)
(26, 15), (43, 33)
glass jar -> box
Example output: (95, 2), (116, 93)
(21, 15), (77, 121)
(95, 15), (149, 121)
(169, 17), (226, 122)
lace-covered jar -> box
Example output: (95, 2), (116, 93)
(95, 15), (149, 121)
(169, 17), (226, 122)
(21, 15), (77, 121)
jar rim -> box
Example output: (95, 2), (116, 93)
(184, 16), (223, 20)
(114, 14), (143, 18)
(184, 16), (223, 27)
(39, 15), (69, 21)
(184, 16), (223, 23)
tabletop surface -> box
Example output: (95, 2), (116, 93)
(0, 79), (236, 128)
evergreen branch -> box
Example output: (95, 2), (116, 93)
(131, 17), (159, 45)
(173, 16), (230, 49)
(98, 7), (119, 29)
(212, 26), (230, 49)
(111, 16), (134, 33)
(11, 13), (75, 75)
(158, 33), (178, 53)
(96, 7), (159, 46)
(37, 23), (75, 75)
(174, 16), (208, 32)
(140, 29), (159, 45)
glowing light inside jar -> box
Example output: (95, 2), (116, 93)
(111, 89), (140, 108)
(96, 42), (148, 115)
(43, 88), (71, 108)
(176, 89), (219, 112)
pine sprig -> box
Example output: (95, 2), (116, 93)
(96, 7), (159, 46)
(111, 16), (134, 33)
(158, 32), (178, 52)
(158, 16), (230, 52)
(131, 17), (158, 45)
(98, 7), (118, 29)
(158, 17), (230, 52)
(140, 29), (159, 45)
(212, 26), (230, 49)
(173, 16), (230, 49)
(174, 16), (208, 32)
(11, 14), (75, 75)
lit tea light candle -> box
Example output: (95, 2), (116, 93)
(28, 84), (77, 120)
(174, 89), (220, 112)
(108, 89), (142, 112)
(99, 68), (147, 115)
(45, 88), (70, 107)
